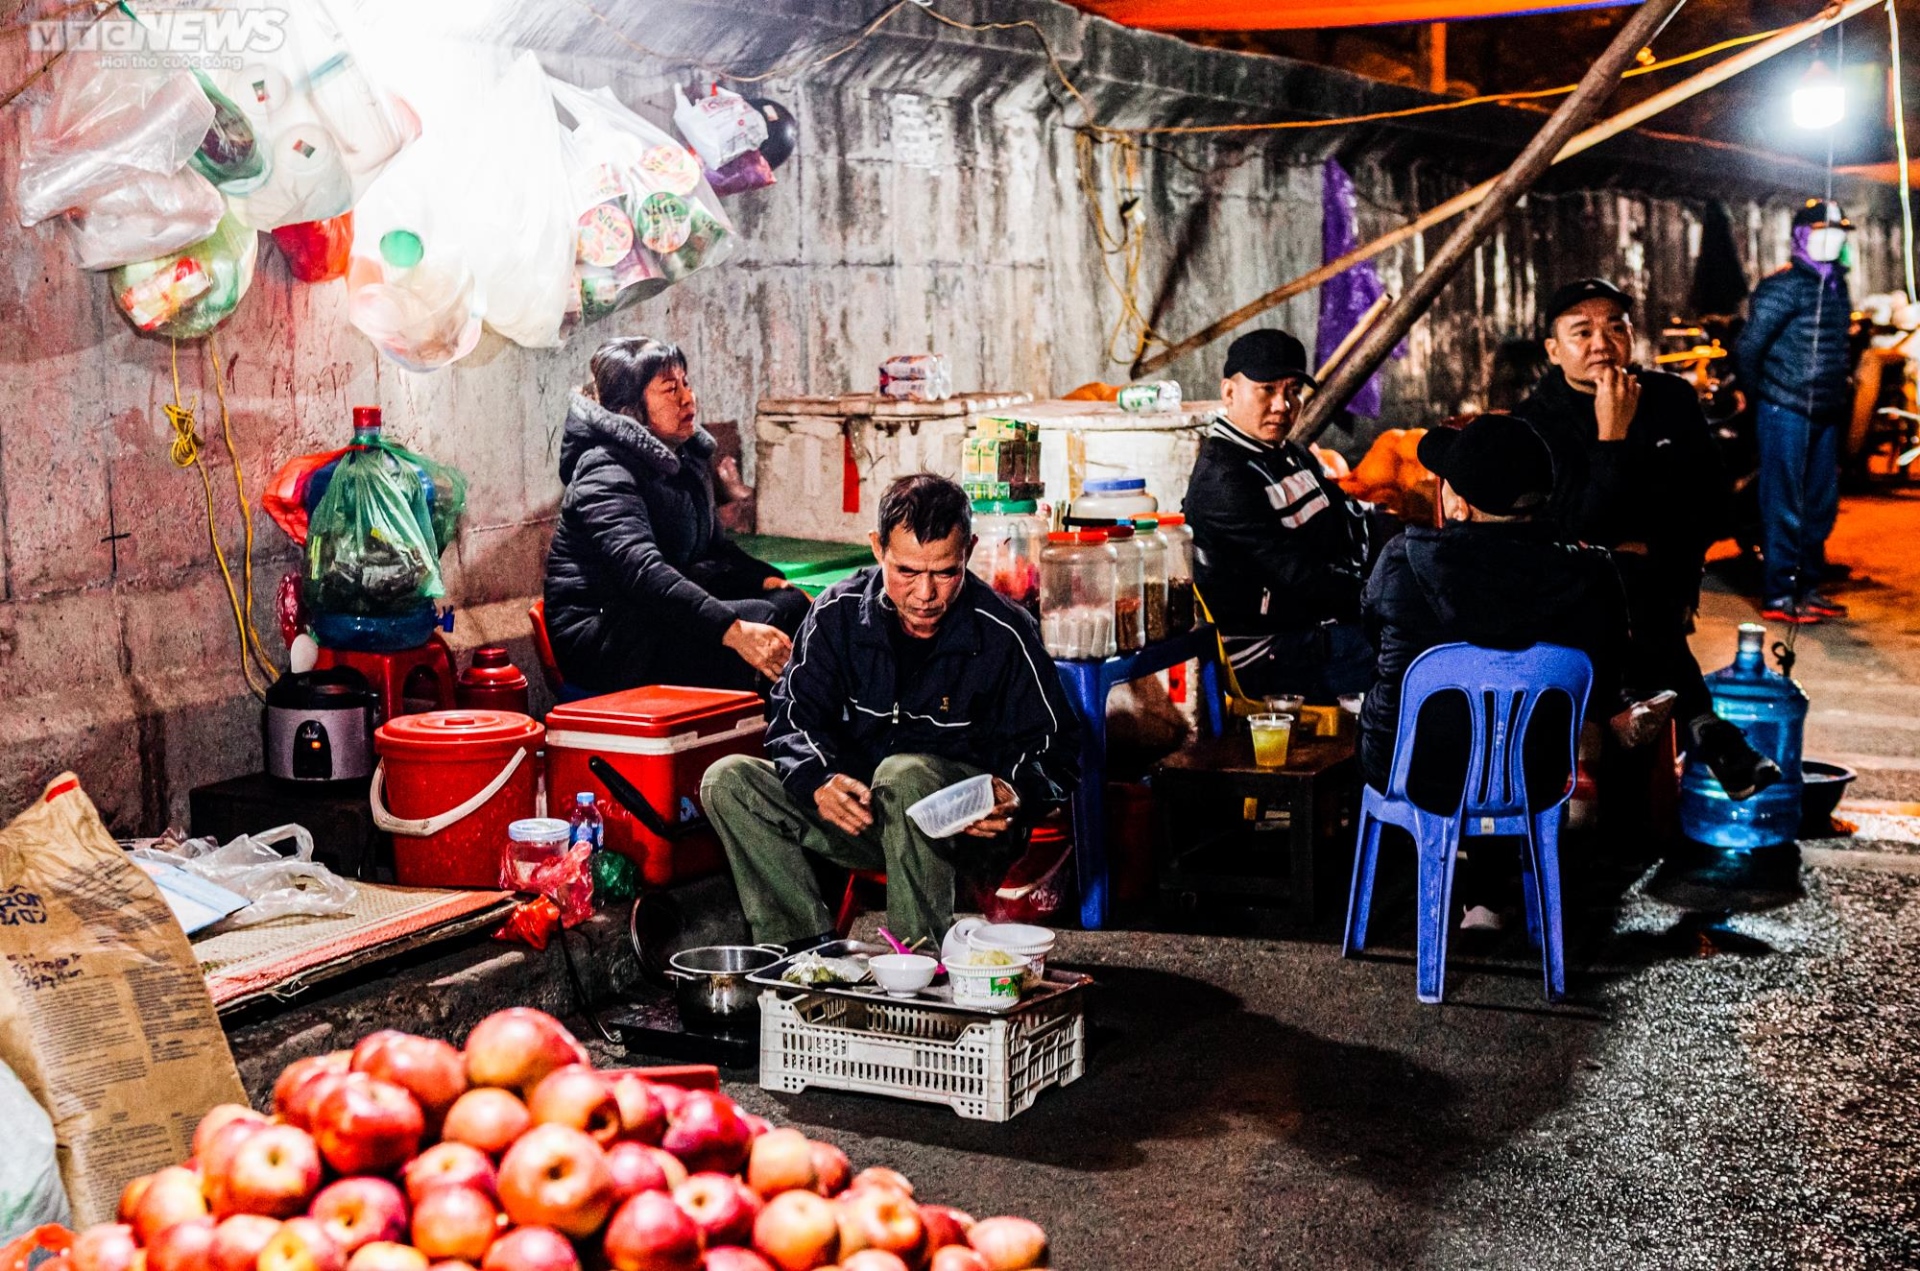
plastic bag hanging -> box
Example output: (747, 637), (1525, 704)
(64, 168), (226, 271)
(671, 84), (767, 170)
(107, 212), (258, 339)
(272, 212), (354, 282)
(345, 221), (483, 372)
(189, 70), (270, 194)
(303, 423), (461, 621)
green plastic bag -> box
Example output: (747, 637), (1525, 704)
(304, 439), (465, 617)
(108, 211), (257, 339)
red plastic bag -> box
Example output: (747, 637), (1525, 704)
(531, 844), (595, 928)
(978, 818), (1072, 924)
(271, 212), (354, 283)
(0, 1226), (72, 1271)
(494, 896), (561, 950)
(263, 446), (350, 544)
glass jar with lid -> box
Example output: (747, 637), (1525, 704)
(1067, 476), (1158, 527)
(1103, 522), (1147, 653)
(1040, 530), (1117, 660)
(1154, 512), (1195, 634)
(1132, 515), (1171, 643)
(970, 497), (1047, 616)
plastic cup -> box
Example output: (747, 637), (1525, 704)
(1249, 713), (1294, 768)
(1264, 695), (1305, 715)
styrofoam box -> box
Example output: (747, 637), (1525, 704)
(1007, 399), (1223, 517)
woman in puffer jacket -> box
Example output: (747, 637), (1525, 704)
(543, 336), (808, 695)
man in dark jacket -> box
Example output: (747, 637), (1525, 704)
(544, 384), (806, 694)
(1362, 413), (1631, 928)
(702, 474), (1080, 949)
(1184, 328), (1374, 699)
(1515, 278), (1779, 801)
(1733, 199), (1855, 622)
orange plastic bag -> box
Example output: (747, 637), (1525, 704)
(262, 447), (350, 544)
(0, 1226), (71, 1271)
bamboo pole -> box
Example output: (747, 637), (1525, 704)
(1313, 292), (1392, 382)
(1130, 0), (1883, 382)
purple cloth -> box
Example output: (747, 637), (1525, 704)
(1789, 225), (1845, 288)
(1316, 159), (1402, 419)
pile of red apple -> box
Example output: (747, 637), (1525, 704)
(76, 1009), (1047, 1271)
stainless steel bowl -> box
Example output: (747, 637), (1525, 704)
(665, 944), (785, 1036)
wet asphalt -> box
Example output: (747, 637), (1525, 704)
(613, 491), (1920, 1269)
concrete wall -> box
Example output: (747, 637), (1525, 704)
(0, 0), (1902, 831)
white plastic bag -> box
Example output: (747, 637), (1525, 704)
(15, 54), (213, 227)
(129, 824), (355, 928)
(66, 167), (226, 271)
(346, 200), (484, 372)
(672, 84), (767, 170)
(0, 1060), (71, 1244)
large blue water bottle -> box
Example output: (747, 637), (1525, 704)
(1679, 622), (1807, 849)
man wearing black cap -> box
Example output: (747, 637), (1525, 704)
(1362, 413), (1631, 929)
(1515, 278), (1778, 802)
(1183, 328), (1374, 698)
(1733, 199), (1855, 623)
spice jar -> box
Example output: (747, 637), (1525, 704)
(1156, 513), (1195, 634)
(1133, 515), (1170, 643)
(970, 498), (1047, 616)
(1103, 522), (1147, 653)
(1040, 530), (1117, 660)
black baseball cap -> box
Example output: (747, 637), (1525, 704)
(1222, 329), (1316, 386)
(1416, 412), (1556, 517)
(1792, 198), (1851, 230)
(1542, 277), (1631, 330)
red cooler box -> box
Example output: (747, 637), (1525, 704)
(544, 686), (768, 887)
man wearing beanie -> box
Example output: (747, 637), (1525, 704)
(1515, 278), (1779, 802)
(1361, 413), (1631, 930)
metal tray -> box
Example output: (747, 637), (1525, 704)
(746, 939), (1092, 1017)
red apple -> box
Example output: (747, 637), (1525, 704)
(442, 1089), (532, 1158)
(274, 1054), (352, 1122)
(312, 1075), (426, 1176)
(672, 1173), (761, 1248)
(212, 1124), (323, 1218)
(833, 1191), (922, 1266)
(405, 1143), (499, 1203)
(257, 1218), (345, 1271)
(147, 1216), (217, 1271)
(928, 1250), (990, 1271)
(119, 1177), (154, 1224)
(965, 1218), (1046, 1271)
(845, 1171), (912, 1201)
(133, 1167), (211, 1245)
(209, 1216), (283, 1271)
(497, 1124), (615, 1239)
(641, 1147), (689, 1193)
(745, 1131), (815, 1200)
(479, 1227), (579, 1271)
(660, 1092), (750, 1176)
(919, 1207), (974, 1253)
(528, 1066), (622, 1146)
(606, 1142), (673, 1204)
(200, 1120), (268, 1210)
(282, 1064), (358, 1133)
(311, 1178), (410, 1254)
(345, 1245), (429, 1271)
(354, 1034), (469, 1133)
(804, 1145), (849, 1199)
(738, 1115), (773, 1143)
(427, 1264), (477, 1271)
(463, 1010), (588, 1096)
(840, 1253), (909, 1271)
(601, 1191), (700, 1271)
(701, 1252), (775, 1271)
(750, 1191), (838, 1271)
(194, 1106), (269, 1163)
(73, 1225), (139, 1271)
(609, 1076), (666, 1146)
(409, 1186), (499, 1265)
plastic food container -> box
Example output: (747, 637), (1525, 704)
(502, 817), (568, 890)
(947, 949), (1030, 1009)
(970, 498), (1047, 616)
(869, 953), (939, 997)
(1067, 476), (1157, 525)
(966, 922), (1057, 985)
(1039, 530), (1117, 660)
(1133, 517), (1170, 644)
(905, 773), (996, 838)
(1103, 523), (1147, 653)
(372, 710), (544, 888)
(1157, 512), (1195, 634)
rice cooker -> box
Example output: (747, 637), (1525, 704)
(264, 668), (376, 783)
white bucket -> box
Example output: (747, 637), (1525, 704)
(966, 922), (1056, 986)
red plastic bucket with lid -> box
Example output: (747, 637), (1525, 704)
(372, 710), (544, 888)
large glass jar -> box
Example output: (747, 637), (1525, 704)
(970, 498), (1046, 616)
(1040, 530), (1117, 660)
(1156, 512), (1195, 634)
(1132, 516), (1170, 643)
(1103, 523), (1147, 653)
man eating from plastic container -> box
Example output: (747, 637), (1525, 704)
(702, 474), (1081, 951)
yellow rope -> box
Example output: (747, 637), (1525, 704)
(207, 335), (281, 685)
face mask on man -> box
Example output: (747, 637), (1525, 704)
(1804, 227), (1848, 263)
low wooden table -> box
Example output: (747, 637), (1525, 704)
(1153, 728), (1360, 927)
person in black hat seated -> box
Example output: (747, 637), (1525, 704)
(1361, 414), (1631, 930)
(1183, 329), (1375, 699)
(1513, 279), (1779, 802)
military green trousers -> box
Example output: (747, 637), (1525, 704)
(701, 752), (984, 948)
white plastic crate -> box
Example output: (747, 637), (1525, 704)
(757, 988), (1085, 1121)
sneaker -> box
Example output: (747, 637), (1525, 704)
(1691, 718), (1783, 801)
(1799, 592), (1848, 618)
(1460, 905), (1503, 932)
(1760, 597), (1822, 624)
(1609, 690), (1678, 749)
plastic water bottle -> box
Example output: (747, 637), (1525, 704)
(1679, 623), (1807, 850)
(569, 791), (604, 852)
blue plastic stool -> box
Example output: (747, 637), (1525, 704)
(1342, 642), (1592, 1003)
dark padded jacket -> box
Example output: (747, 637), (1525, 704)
(1514, 367), (1729, 606)
(1359, 521), (1630, 792)
(766, 568), (1080, 826)
(1183, 416), (1371, 634)
(543, 393), (778, 692)
(1733, 260), (1854, 421)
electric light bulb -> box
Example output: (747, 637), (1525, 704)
(1792, 61), (1845, 130)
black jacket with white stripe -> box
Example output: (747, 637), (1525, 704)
(764, 566), (1081, 823)
(1183, 416), (1372, 635)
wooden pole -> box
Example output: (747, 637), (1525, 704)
(1313, 292), (1392, 382)
(1130, 0), (1882, 382)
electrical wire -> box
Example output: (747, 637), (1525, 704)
(206, 335), (282, 687)
(1889, 0), (1916, 304)
(563, 0), (917, 86)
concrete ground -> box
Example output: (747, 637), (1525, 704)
(639, 489), (1920, 1270)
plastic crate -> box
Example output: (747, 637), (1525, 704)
(757, 989), (1085, 1121)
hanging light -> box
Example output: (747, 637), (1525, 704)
(1791, 59), (1845, 130)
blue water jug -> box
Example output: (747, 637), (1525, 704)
(1679, 622), (1807, 850)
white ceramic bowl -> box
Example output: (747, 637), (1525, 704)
(966, 922), (1056, 985)
(905, 773), (996, 838)
(868, 953), (938, 998)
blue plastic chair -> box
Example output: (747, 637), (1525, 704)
(1342, 642), (1593, 1003)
